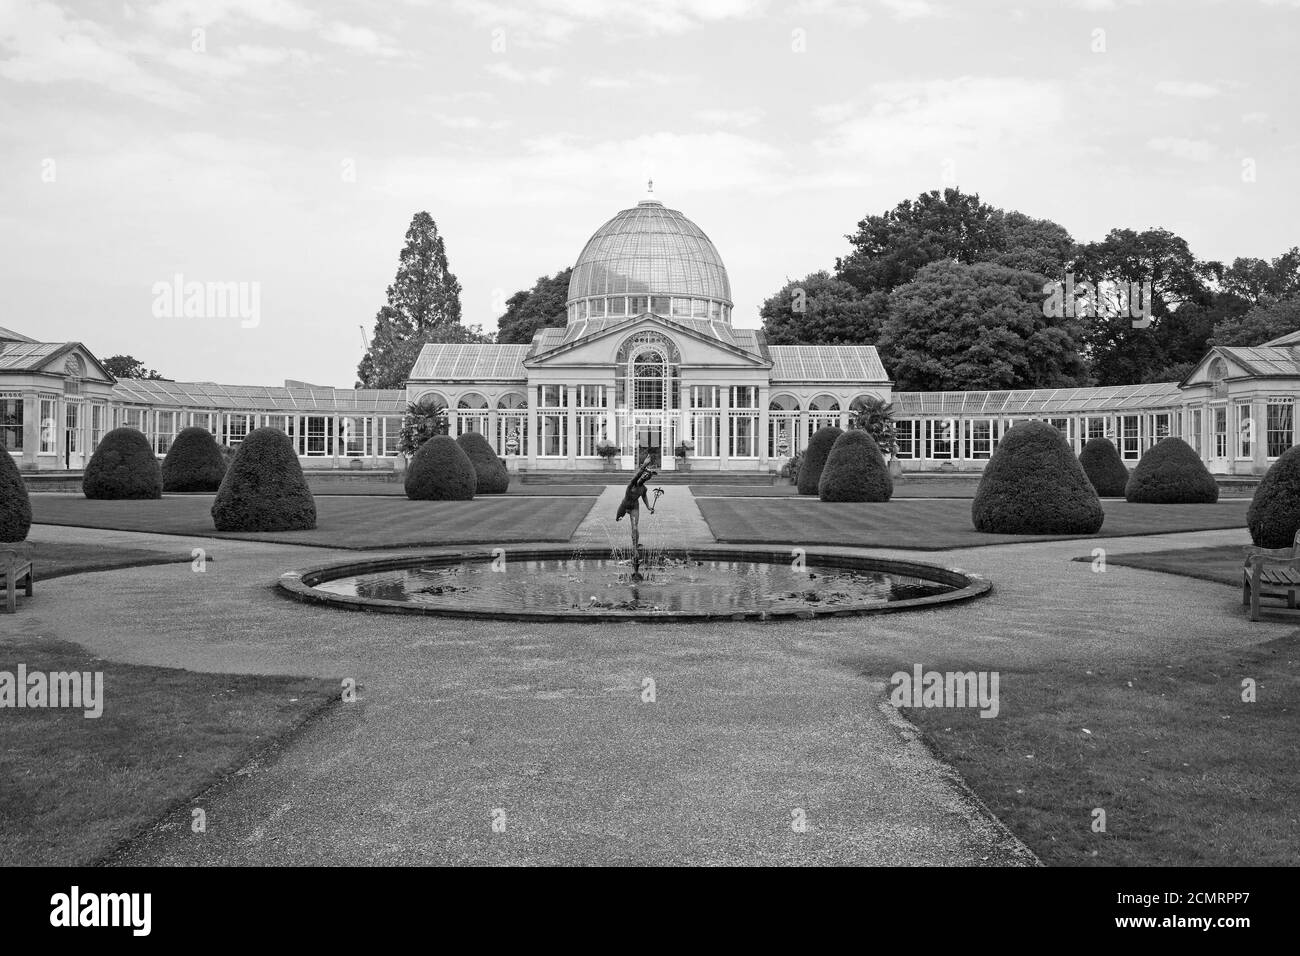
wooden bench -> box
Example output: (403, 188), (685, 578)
(0, 548), (33, 614)
(1243, 530), (1300, 621)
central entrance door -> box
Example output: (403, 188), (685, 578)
(636, 422), (662, 467)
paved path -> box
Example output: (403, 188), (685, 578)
(571, 484), (716, 549)
(5, 517), (1285, 865)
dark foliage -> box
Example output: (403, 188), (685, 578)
(797, 425), (843, 495)
(1078, 438), (1130, 497)
(0, 450), (32, 542)
(971, 421), (1103, 534)
(404, 434), (476, 501)
(211, 427), (316, 531)
(818, 430), (893, 502)
(1248, 445), (1300, 548)
(1124, 438), (1219, 503)
(83, 428), (162, 500)
(456, 431), (509, 494)
(161, 426), (227, 492)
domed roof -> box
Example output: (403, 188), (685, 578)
(567, 199), (732, 305)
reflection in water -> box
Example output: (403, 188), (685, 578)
(314, 555), (954, 615)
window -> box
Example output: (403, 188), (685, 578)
(39, 398), (56, 454)
(1084, 416), (1107, 441)
(303, 416), (330, 456)
(588, 298), (605, 317)
(577, 386), (604, 408)
(928, 419), (954, 459)
(155, 410), (176, 454)
(90, 404), (106, 451)
(650, 296), (670, 315)
(1236, 404), (1253, 459)
(895, 420), (916, 459)
(1189, 408), (1203, 456)
(340, 416), (368, 456)
(629, 296), (648, 315)
(381, 417), (402, 456)
(671, 297), (692, 317)
(730, 386), (758, 409)
(538, 385), (566, 408)
(965, 419), (995, 459)
(1267, 400), (1293, 458)
(225, 413), (253, 446)
(709, 301), (721, 320)
(692, 299), (708, 318)
(538, 412), (566, 456)
(1153, 413), (1170, 443)
(690, 386), (721, 457)
(122, 407), (148, 433)
(0, 397), (23, 452)
(1120, 415), (1141, 460)
(607, 296), (626, 316)
(730, 411), (758, 458)
(1213, 407), (1228, 458)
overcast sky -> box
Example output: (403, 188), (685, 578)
(1, 0), (1296, 386)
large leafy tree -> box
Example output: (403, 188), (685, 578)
(1212, 298), (1300, 347)
(836, 188), (1007, 296)
(759, 271), (887, 345)
(496, 267), (572, 344)
(102, 355), (166, 380)
(1219, 247), (1300, 306)
(357, 212), (486, 388)
(1070, 227), (1214, 386)
(989, 211), (1076, 278)
(880, 260), (1087, 392)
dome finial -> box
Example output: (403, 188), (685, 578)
(646, 177), (654, 197)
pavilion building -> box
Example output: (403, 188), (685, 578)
(1, 192), (1297, 477)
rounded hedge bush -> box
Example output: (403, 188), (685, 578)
(1078, 438), (1130, 497)
(797, 425), (843, 495)
(972, 421), (1104, 534)
(1247, 445), (1300, 548)
(1124, 437), (1219, 503)
(211, 427), (316, 531)
(0, 450), (32, 542)
(162, 426), (227, 492)
(818, 430), (893, 502)
(455, 431), (509, 494)
(405, 434), (476, 501)
(83, 427), (162, 500)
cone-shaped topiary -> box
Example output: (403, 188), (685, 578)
(211, 427), (316, 531)
(797, 425), (843, 495)
(1249, 445), (1300, 547)
(456, 431), (509, 494)
(1125, 437), (1219, 503)
(405, 434), (476, 501)
(1078, 437), (1130, 497)
(83, 427), (162, 500)
(0, 450), (32, 542)
(162, 426), (227, 492)
(972, 421), (1104, 534)
(818, 429), (893, 502)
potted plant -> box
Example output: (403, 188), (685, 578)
(596, 440), (620, 472)
(777, 451), (802, 486)
(675, 440), (694, 473)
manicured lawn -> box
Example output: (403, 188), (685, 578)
(306, 477), (606, 497)
(901, 631), (1300, 866)
(1072, 544), (1244, 588)
(0, 633), (338, 865)
(29, 494), (595, 550)
(696, 497), (1251, 549)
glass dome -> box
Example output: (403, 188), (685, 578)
(567, 199), (732, 315)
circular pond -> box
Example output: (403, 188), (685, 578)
(278, 547), (990, 622)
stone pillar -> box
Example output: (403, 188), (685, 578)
(758, 385), (770, 468)
(488, 408), (499, 455)
(1252, 400), (1268, 475)
(527, 396), (538, 469)
(566, 385), (577, 468)
(719, 385), (731, 471)
(799, 407), (810, 456)
(604, 385), (616, 447)
(21, 391), (38, 469)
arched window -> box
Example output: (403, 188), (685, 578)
(809, 394), (841, 412)
(769, 393), (800, 412)
(616, 332), (680, 412)
(456, 393), (488, 410)
(497, 392), (527, 410)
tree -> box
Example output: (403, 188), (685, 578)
(357, 212), (486, 388)
(990, 211), (1076, 278)
(0, 450), (31, 542)
(848, 396), (897, 457)
(1248, 446), (1300, 548)
(404, 434), (476, 501)
(497, 268), (573, 344)
(162, 426), (227, 492)
(1070, 227), (1214, 386)
(1212, 299), (1300, 347)
(102, 355), (166, 380)
(456, 431), (510, 494)
(971, 421), (1104, 534)
(880, 260), (1087, 392)
(1078, 438), (1129, 497)
(211, 427), (316, 531)
(798, 425), (843, 495)
(759, 271), (887, 345)
(397, 396), (449, 458)
(818, 430), (893, 502)
(1125, 438), (1219, 503)
(1219, 247), (1300, 306)
(83, 428), (162, 499)
(836, 188), (1007, 296)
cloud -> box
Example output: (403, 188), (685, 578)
(1146, 136), (1213, 162)
(453, 0), (767, 45)
(694, 107), (763, 128)
(1242, 111), (1270, 123)
(485, 61), (558, 84)
(877, 0), (947, 18)
(814, 77), (1065, 166)
(320, 22), (401, 57)
(1155, 80), (1220, 98)
(586, 70), (675, 89)
(435, 114), (510, 130)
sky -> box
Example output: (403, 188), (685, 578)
(0, 0), (1296, 386)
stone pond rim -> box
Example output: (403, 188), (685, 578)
(276, 546), (992, 623)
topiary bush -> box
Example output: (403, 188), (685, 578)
(1125, 437), (1219, 503)
(1078, 438), (1130, 497)
(456, 431), (509, 494)
(0, 450), (32, 542)
(1248, 445), (1300, 547)
(405, 434), (476, 501)
(162, 426), (227, 492)
(211, 427), (316, 531)
(818, 430), (893, 502)
(972, 421), (1104, 534)
(797, 425), (843, 495)
(83, 427), (162, 500)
